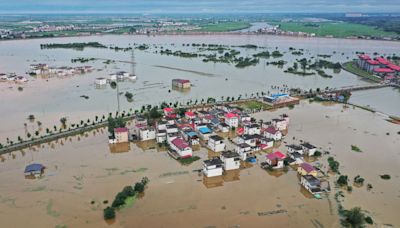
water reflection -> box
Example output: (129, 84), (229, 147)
(203, 175), (224, 188)
(109, 142), (130, 153)
(223, 169), (240, 182)
(135, 140), (157, 151)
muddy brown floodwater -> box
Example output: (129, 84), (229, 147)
(0, 101), (399, 227)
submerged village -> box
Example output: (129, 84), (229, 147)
(0, 37), (400, 228)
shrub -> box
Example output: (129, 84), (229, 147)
(341, 207), (365, 228)
(380, 174), (391, 180)
(337, 175), (348, 186)
(351, 145), (362, 152)
(365, 216), (373, 224)
(103, 207), (116, 220)
(313, 151), (322, 157)
(328, 157), (340, 173)
(353, 175), (364, 185)
(112, 192), (128, 208)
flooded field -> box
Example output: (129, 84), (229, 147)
(2, 34), (400, 143)
(0, 101), (399, 227)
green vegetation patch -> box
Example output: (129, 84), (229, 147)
(46, 199), (60, 218)
(380, 174), (391, 180)
(351, 145), (362, 152)
(241, 100), (271, 111)
(342, 61), (382, 83)
(179, 156), (201, 165)
(274, 22), (396, 38)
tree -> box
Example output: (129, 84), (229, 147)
(103, 207), (116, 220)
(112, 192), (127, 208)
(337, 175), (348, 186)
(27, 132), (31, 138)
(122, 186), (135, 197)
(149, 107), (162, 119)
(60, 117), (67, 129)
(28, 114), (35, 121)
(342, 207), (365, 228)
(134, 182), (145, 193)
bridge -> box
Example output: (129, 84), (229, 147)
(324, 83), (398, 94)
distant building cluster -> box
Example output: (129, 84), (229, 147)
(29, 63), (94, 77)
(357, 54), (400, 82)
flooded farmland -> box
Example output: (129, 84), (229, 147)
(1, 34), (400, 142)
(0, 101), (399, 227)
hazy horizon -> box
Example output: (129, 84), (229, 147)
(1, 0), (400, 14)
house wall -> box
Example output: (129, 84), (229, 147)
(115, 132), (129, 143)
(222, 158), (240, 170)
(203, 166), (223, 177)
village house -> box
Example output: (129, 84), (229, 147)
(163, 107), (175, 116)
(198, 127), (213, 140)
(235, 143), (253, 160)
(208, 135), (226, 152)
(220, 151), (241, 171)
(113, 127), (129, 143)
(24, 163), (45, 178)
(262, 93), (300, 108)
(237, 134), (260, 147)
(297, 163), (318, 177)
(156, 130), (167, 143)
(272, 115), (289, 131)
(240, 113), (252, 123)
(244, 123), (261, 135)
(95, 77), (107, 86)
(224, 112), (239, 128)
(166, 124), (179, 134)
(287, 144), (304, 154)
(264, 126), (282, 141)
(300, 175), (322, 195)
(182, 130), (200, 146)
(169, 138), (192, 158)
(203, 157), (224, 177)
(301, 143), (317, 156)
(185, 111), (196, 119)
(218, 123), (230, 133)
(259, 138), (274, 150)
(139, 127), (156, 141)
(172, 79), (191, 89)
(287, 152), (304, 165)
(265, 151), (286, 169)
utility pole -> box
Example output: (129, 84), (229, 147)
(131, 49), (135, 76)
(116, 80), (120, 113)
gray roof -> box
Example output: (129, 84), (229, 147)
(209, 135), (224, 141)
(204, 158), (223, 166)
(302, 175), (320, 186)
(221, 151), (240, 158)
(301, 143), (316, 149)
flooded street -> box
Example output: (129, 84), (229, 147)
(1, 34), (400, 142)
(0, 101), (399, 227)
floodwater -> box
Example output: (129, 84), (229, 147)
(349, 87), (400, 116)
(1, 34), (400, 142)
(0, 101), (399, 227)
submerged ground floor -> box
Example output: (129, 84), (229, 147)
(0, 101), (399, 227)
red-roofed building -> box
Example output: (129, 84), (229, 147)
(170, 138), (192, 158)
(172, 79), (191, 89)
(163, 107), (174, 115)
(375, 57), (391, 66)
(185, 111), (196, 119)
(388, 64), (400, 73)
(266, 151), (286, 169)
(364, 60), (380, 73)
(114, 127), (129, 143)
(298, 163), (318, 177)
(374, 68), (395, 75)
(224, 112), (239, 128)
(357, 54), (372, 70)
(264, 127), (282, 141)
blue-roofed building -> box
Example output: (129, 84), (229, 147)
(24, 163), (45, 177)
(198, 127), (213, 140)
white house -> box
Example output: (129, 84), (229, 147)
(156, 130), (167, 143)
(208, 135), (226, 152)
(235, 143), (253, 160)
(95, 77), (107, 86)
(300, 175), (322, 195)
(287, 144), (303, 155)
(259, 138), (274, 150)
(218, 123), (230, 133)
(220, 151), (241, 170)
(166, 124), (179, 134)
(237, 134), (259, 147)
(272, 115), (289, 131)
(244, 123), (261, 135)
(265, 151), (286, 169)
(139, 127), (156, 141)
(224, 113), (239, 128)
(198, 127), (213, 141)
(203, 157), (224, 177)
(301, 143), (317, 156)
(170, 138), (192, 158)
(264, 127), (282, 141)
(240, 113), (251, 123)
(287, 152), (304, 165)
